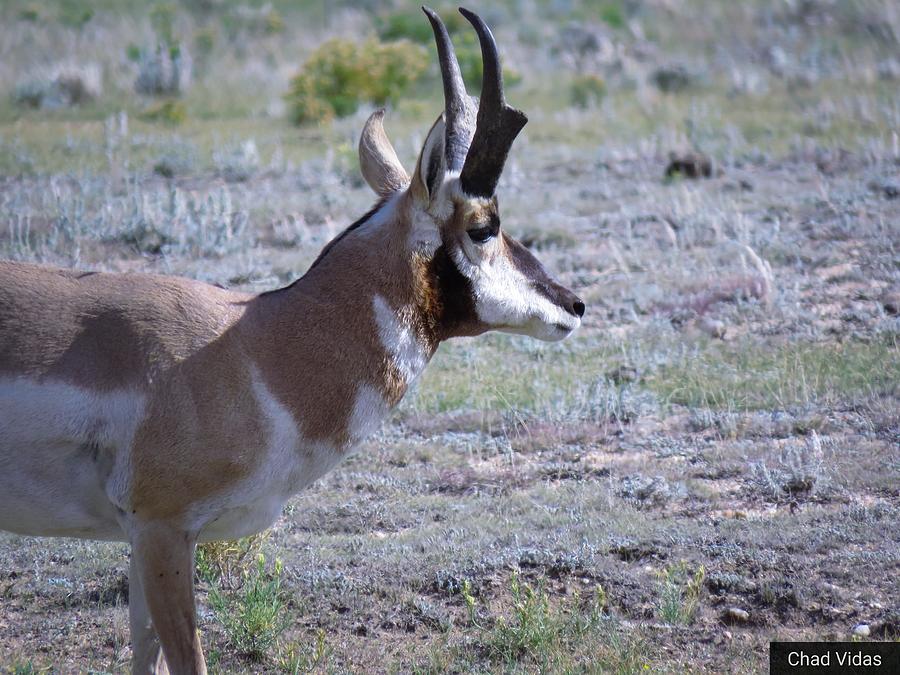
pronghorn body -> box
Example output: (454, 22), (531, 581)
(0, 8), (583, 673)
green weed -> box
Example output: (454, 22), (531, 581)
(139, 100), (187, 126)
(277, 629), (331, 674)
(657, 561), (705, 625)
(484, 571), (613, 670)
(196, 532), (269, 587)
(4, 661), (52, 675)
(208, 554), (289, 662)
(376, 8), (466, 45)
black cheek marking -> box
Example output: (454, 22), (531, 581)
(506, 235), (551, 283)
(505, 234), (567, 305)
(427, 245), (481, 340)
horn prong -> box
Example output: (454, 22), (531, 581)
(422, 6), (474, 172)
(457, 7), (528, 198)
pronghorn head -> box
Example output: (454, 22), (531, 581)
(357, 6), (584, 343)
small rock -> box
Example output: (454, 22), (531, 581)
(884, 291), (900, 316)
(723, 630), (733, 640)
(665, 152), (714, 179)
(869, 179), (899, 200)
(853, 623), (870, 637)
(725, 607), (750, 623)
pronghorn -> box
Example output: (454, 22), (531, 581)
(0, 7), (584, 674)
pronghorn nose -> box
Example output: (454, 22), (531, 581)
(573, 300), (585, 318)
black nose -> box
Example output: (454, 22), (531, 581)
(572, 299), (585, 318)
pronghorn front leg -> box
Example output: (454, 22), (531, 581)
(131, 523), (206, 675)
(129, 553), (169, 674)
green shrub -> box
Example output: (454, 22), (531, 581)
(599, 2), (627, 29)
(451, 31), (522, 92)
(139, 100), (187, 126)
(209, 554), (289, 661)
(376, 8), (467, 44)
(377, 10), (521, 94)
(287, 38), (427, 125)
(58, 0), (93, 28)
(17, 5), (42, 22)
(570, 74), (606, 108)
(277, 630), (331, 673)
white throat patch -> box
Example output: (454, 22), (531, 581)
(372, 294), (429, 385)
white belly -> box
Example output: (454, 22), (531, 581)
(0, 378), (143, 541)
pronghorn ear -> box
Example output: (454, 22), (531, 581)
(410, 116), (447, 205)
(359, 109), (410, 197)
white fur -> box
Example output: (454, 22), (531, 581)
(0, 378), (145, 539)
(193, 368), (342, 541)
(372, 294), (429, 385)
(451, 245), (580, 341)
(409, 208), (443, 253)
(348, 383), (389, 445)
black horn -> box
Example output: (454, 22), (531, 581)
(422, 6), (477, 172)
(458, 7), (528, 198)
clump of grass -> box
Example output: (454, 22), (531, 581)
(598, 1), (627, 29)
(657, 561), (705, 625)
(485, 571), (612, 669)
(570, 74), (607, 108)
(196, 532), (269, 587)
(750, 431), (833, 502)
(648, 339), (900, 411)
(286, 38), (427, 125)
(7, 660), (51, 675)
(277, 630), (331, 674)
(139, 100), (187, 126)
(208, 554), (289, 662)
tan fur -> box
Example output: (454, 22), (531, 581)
(0, 206), (439, 672)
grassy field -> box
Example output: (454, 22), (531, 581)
(1, 0), (898, 672)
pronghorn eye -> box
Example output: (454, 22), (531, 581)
(467, 226), (496, 244)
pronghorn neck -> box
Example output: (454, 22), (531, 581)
(246, 193), (474, 454)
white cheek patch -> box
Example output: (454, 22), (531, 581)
(372, 294), (429, 385)
(451, 245), (579, 340)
